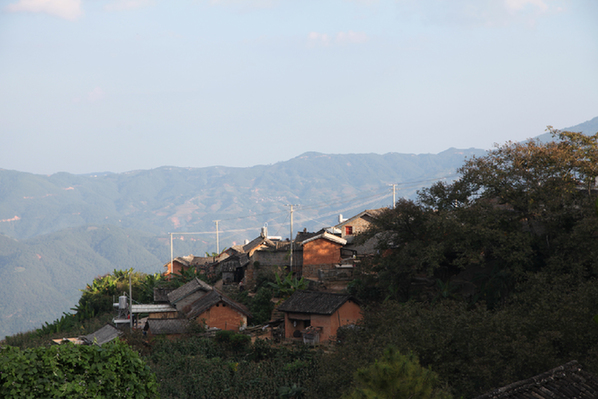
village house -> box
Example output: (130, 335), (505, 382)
(335, 208), (385, 243)
(146, 318), (190, 340)
(300, 231), (347, 280)
(277, 291), (362, 343)
(165, 278), (251, 331)
(164, 254), (218, 276)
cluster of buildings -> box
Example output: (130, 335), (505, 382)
(136, 208), (385, 343)
(167, 208), (384, 291)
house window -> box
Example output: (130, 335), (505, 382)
(345, 226), (353, 235)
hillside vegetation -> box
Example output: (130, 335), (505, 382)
(4, 129), (598, 398)
(0, 149), (485, 339)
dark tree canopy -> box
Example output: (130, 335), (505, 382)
(354, 130), (598, 305)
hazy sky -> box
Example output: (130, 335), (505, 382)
(1, 0), (596, 175)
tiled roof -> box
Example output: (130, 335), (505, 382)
(296, 229), (325, 244)
(335, 208), (386, 228)
(277, 291), (358, 315)
(183, 289), (252, 320)
(81, 323), (120, 346)
(167, 278), (213, 305)
(300, 231), (347, 246)
(154, 287), (175, 303)
(474, 361), (598, 399)
(148, 318), (190, 335)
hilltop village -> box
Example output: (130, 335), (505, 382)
(5, 132), (598, 398)
(119, 208), (383, 343)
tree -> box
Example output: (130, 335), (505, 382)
(344, 346), (452, 399)
(358, 130), (598, 305)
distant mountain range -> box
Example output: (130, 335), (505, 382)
(1, 116), (596, 339)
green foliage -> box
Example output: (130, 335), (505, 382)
(214, 330), (251, 353)
(359, 131), (598, 306)
(148, 336), (317, 399)
(251, 287), (275, 325)
(345, 347), (452, 399)
(268, 272), (308, 298)
(319, 275), (598, 398)
(73, 268), (155, 323)
(0, 340), (159, 398)
(254, 268), (277, 291)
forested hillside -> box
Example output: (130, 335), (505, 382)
(0, 148), (484, 339)
(5, 128), (598, 398)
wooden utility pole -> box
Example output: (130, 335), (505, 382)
(389, 184), (397, 209)
(214, 220), (220, 254)
(287, 204), (299, 273)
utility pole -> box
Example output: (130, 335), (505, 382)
(129, 272), (132, 331)
(213, 220), (220, 254)
(286, 204), (299, 273)
(170, 232), (173, 274)
(388, 184), (397, 209)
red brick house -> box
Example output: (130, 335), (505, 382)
(300, 232), (347, 280)
(182, 289), (251, 331)
(167, 278), (251, 331)
(277, 291), (362, 343)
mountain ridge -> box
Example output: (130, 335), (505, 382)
(1, 116), (596, 339)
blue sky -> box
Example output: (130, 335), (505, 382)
(0, 0), (596, 175)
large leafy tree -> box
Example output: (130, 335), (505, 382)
(357, 130), (598, 304)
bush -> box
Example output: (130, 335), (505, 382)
(251, 287), (275, 325)
(0, 339), (159, 398)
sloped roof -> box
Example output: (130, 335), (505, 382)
(335, 208), (386, 228)
(154, 287), (174, 303)
(131, 304), (176, 313)
(296, 229), (325, 244)
(166, 255), (216, 268)
(183, 289), (252, 320)
(148, 318), (190, 335)
(277, 291), (359, 315)
(474, 361), (598, 399)
(167, 278), (213, 305)
(81, 323), (120, 346)
(219, 253), (250, 272)
(300, 231), (347, 246)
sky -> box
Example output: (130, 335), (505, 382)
(0, 0), (596, 175)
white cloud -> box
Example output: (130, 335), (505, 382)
(307, 31), (368, 47)
(104, 0), (154, 11)
(307, 32), (331, 47)
(5, 0), (82, 21)
(88, 87), (105, 102)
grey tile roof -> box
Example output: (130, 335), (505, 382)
(218, 253), (250, 272)
(154, 287), (174, 303)
(167, 278), (213, 305)
(474, 361), (598, 399)
(300, 231), (347, 246)
(147, 318), (190, 335)
(335, 208), (386, 228)
(277, 291), (358, 315)
(81, 323), (120, 346)
(183, 289), (251, 320)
